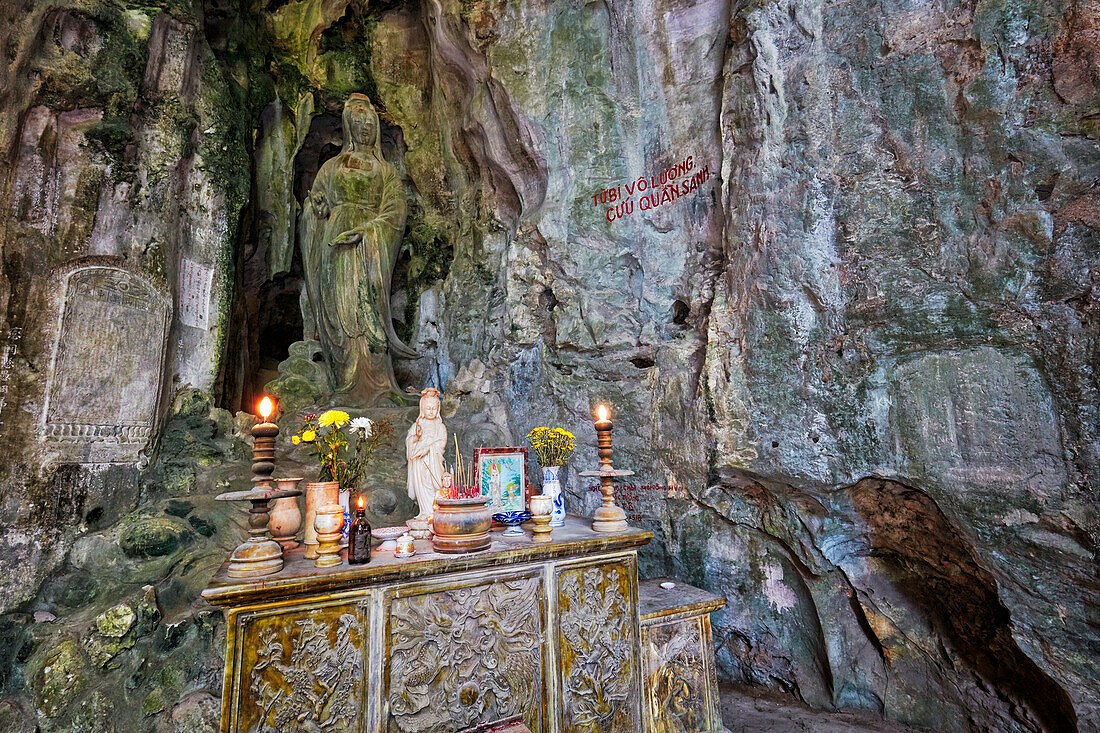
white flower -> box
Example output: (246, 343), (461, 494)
(350, 417), (373, 436)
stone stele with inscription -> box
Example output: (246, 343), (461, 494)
(42, 260), (171, 464)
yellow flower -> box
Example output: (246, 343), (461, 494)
(291, 435), (301, 445)
(318, 410), (350, 428)
(302, 430), (317, 443)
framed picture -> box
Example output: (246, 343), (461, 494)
(475, 447), (531, 514)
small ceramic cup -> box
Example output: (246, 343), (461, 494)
(529, 493), (553, 517)
(394, 532), (415, 558)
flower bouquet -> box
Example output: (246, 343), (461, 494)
(525, 427), (576, 527)
(293, 410), (394, 551)
(293, 410), (393, 489)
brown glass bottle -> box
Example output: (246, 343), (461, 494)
(348, 496), (372, 565)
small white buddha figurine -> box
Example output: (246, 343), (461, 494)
(405, 388), (447, 519)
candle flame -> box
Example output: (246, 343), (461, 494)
(357, 494), (365, 510)
(257, 396), (275, 420)
(596, 404), (610, 422)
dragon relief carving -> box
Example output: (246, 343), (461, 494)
(558, 564), (638, 732)
(644, 618), (708, 733)
(387, 576), (543, 732)
(247, 612), (363, 732)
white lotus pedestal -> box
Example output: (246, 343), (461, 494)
(405, 515), (433, 540)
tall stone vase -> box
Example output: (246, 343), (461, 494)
(543, 466), (565, 527)
(304, 481), (339, 559)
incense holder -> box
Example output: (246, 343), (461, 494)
(431, 496), (492, 553)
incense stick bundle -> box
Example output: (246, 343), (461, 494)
(437, 434), (480, 500)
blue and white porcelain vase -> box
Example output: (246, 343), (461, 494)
(543, 465), (565, 527)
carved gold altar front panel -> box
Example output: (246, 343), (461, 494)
(226, 593), (369, 733)
(642, 614), (721, 733)
(207, 522), (659, 733)
(555, 557), (642, 733)
(383, 569), (547, 733)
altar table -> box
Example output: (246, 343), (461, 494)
(203, 517), (654, 733)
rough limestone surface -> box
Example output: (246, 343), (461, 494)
(0, 0), (1097, 732)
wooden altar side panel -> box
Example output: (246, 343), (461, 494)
(222, 592), (371, 733)
(642, 614), (722, 733)
(554, 555), (643, 733)
(381, 567), (548, 733)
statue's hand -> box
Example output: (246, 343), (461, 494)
(331, 228), (363, 247)
(310, 192), (331, 219)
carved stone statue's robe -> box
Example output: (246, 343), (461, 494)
(300, 94), (413, 401)
(405, 416), (446, 518)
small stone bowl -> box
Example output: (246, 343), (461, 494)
(492, 510), (533, 538)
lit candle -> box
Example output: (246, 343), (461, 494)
(585, 401), (628, 531)
(593, 404), (613, 471)
(251, 396), (279, 486)
(595, 404), (611, 428)
(258, 396), (275, 422)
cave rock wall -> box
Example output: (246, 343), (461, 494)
(0, 0), (1096, 731)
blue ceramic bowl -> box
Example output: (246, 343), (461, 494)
(493, 510), (533, 537)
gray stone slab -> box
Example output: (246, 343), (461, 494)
(42, 260), (170, 464)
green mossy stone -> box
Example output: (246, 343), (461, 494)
(56, 573), (100, 609)
(94, 604), (135, 639)
(267, 374), (327, 413)
(187, 514), (216, 538)
(118, 517), (191, 558)
(33, 640), (90, 718)
(135, 586), (162, 637)
(142, 687), (167, 716)
(82, 632), (135, 669)
(164, 499), (193, 518)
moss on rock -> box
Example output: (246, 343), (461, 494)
(117, 517), (191, 558)
(32, 640), (90, 718)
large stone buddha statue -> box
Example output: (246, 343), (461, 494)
(300, 93), (416, 402)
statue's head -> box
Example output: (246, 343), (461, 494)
(343, 93), (380, 154)
(419, 388), (441, 421)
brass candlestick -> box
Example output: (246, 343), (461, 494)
(214, 396), (300, 578)
(579, 405), (631, 533)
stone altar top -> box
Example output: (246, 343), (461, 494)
(638, 577), (726, 622)
(202, 516), (652, 607)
